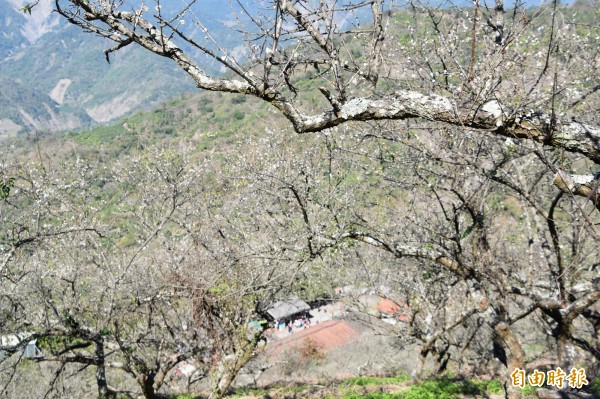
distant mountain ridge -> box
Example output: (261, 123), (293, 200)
(2, 0), (571, 136)
(0, 0), (240, 134)
(0, 0), (380, 136)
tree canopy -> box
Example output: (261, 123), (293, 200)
(48, 0), (600, 207)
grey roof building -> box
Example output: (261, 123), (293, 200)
(266, 297), (310, 321)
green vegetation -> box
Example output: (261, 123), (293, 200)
(519, 384), (538, 397)
(591, 376), (600, 394)
(70, 123), (132, 146)
(339, 393), (403, 399)
(342, 376), (411, 387)
(231, 376), (504, 399)
(37, 336), (91, 354)
(0, 176), (15, 200)
(400, 377), (503, 399)
(62, 87), (274, 158)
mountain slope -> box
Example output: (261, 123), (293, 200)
(0, 0), (225, 132)
(0, 77), (91, 135)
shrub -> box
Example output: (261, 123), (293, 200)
(230, 95), (246, 104)
(232, 110), (245, 120)
(297, 338), (325, 363)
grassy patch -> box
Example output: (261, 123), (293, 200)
(339, 393), (404, 399)
(343, 376), (411, 387)
(520, 384), (538, 397)
(233, 387), (268, 397)
(399, 376), (503, 399)
(331, 376), (503, 399)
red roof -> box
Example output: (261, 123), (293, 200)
(377, 299), (410, 322)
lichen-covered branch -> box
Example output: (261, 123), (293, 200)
(553, 170), (600, 210)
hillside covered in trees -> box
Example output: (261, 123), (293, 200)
(1, 1), (599, 399)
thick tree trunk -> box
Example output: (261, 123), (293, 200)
(435, 343), (451, 374)
(211, 353), (251, 399)
(138, 374), (159, 399)
(495, 322), (525, 399)
(95, 341), (114, 399)
(211, 330), (265, 399)
(556, 323), (575, 371)
(414, 347), (430, 382)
